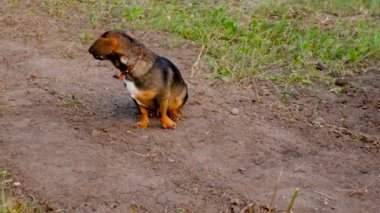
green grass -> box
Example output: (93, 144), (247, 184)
(12, 0), (380, 85)
(1, 170), (42, 213)
(126, 0), (380, 83)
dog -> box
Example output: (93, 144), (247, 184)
(89, 30), (188, 129)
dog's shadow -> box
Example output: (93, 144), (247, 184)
(105, 97), (139, 120)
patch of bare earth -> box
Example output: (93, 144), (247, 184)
(0, 2), (379, 213)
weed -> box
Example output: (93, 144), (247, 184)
(57, 93), (84, 110)
(353, 133), (372, 143)
(4, 0), (21, 9)
(130, 202), (138, 213)
(1, 169), (42, 213)
(79, 31), (94, 44)
(89, 11), (101, 28)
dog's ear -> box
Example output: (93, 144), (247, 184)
(89, 37), (119, 56)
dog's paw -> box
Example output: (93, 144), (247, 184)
(135, 121), (149, 128)
(161, 117), (176, 129)
(169, 111), (181, 121)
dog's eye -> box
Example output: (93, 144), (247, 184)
(106, 53), (119, 59)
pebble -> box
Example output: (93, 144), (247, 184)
(316, 61), (328, 71)
(341, 128), (353, 136)
(230, 198), (242, 206)
(335, 78), (348, 87)
(314, 116), (325, 125)
(191, 187), (199, 194)
(91, 129), (101, 137)
(231, 108), (239, 115)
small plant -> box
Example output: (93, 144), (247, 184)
(88, 11), (100, 28)
(57, 93), (84, 110)
(1, 169), (42, 213)
(123, 5), (143, 21)
(78, 31), (94, 44)
(353, 133), (371, 143)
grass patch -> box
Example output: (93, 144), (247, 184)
(14, 0), (380, 85)
(125, 0), (380, 84)
(1, 170), (42, 213)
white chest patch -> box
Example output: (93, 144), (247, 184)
(123, 79), (140, 99)
(123, 79), (148, 107)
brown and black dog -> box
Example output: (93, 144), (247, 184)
(89, 30), (188, 129)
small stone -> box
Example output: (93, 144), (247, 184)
(13, 182), (21, 186)
(262, 88), (270, 96)
(91, 129), (101, 137)
(221, 191), (229, 198)
(238, 168), (246, 173)
(315, 116), (325, 124)
(191, 187), (199, 194)
(335, 78), (348, 87)
(231, 108), (239, 115)
(231, 206), (240, 213)
(312, 116), (325, 127)
(168, 158), (175, 163)
(331, 130), (343, 138)
(230, 198), (242, 206)
(316, 61), (328, 71)
(341, 128), (353, 136)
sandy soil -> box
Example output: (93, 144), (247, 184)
(0, 2), (379, 213)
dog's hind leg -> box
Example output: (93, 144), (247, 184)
(168, 99), (182, 121)
(168, 92), (187, 121)
(158, 96), (176, 129)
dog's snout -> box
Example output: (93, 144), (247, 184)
(92, 55), (105, 60)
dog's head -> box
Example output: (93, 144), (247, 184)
(89, 30), (124, 60)
(89, 30), (139, 71)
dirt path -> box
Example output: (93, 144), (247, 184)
(1, 2), (379, 213)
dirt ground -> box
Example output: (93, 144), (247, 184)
(1, 2), (379, 213)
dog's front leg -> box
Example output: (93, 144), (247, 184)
(158, 96), (176, 129)
(136, 106), (149, 128)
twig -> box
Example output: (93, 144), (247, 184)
(251, 78), (260, 99)
(269, 167), (283, 213)
(312, 190), (337, 200)
(190, 45), (205, 78)
(239, 203), (254, 213)
(73, 103), (80, 111)
(82, 103), (99, 115)
(350, 177), (378, 197)
(338, 177), (379, 197)
(0, 104), (16, 108)
(286, 188), (299, 213)
(293, 162), (305, 172)
(133, 151), (157, 157)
